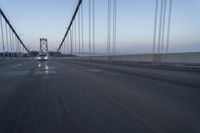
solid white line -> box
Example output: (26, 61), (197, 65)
(11, 64), (22, 68)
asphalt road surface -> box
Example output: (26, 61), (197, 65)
(0, 59), (200, 133)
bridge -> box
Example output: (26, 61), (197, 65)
(0, 0), (200, 133)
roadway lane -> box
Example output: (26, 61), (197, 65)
(0, 59), (200, 133)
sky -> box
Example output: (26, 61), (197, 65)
(0, 0), (200, 54)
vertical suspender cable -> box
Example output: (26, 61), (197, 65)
(92, 0), (95, 56)
(66, 34), (68, 56)
(81, 3), (84, 56)
(72, 21), (74, 55)
(107, 0), (111, 55)
(20, 40), (22, 56)
(89, 0), (91, 57)
(64, 37), (66, 56)
(16, 36), (19, 57)
(113, 0), (115, 55)
(12, 33), (15, 57)
(67, 32), (69, 56)
(14, 35), (16, 56)
(12, 32), (15, 57)
(61, 44), (63, 55)
(161, 0), (167, 53)
(70, 28), (73, 55)
(153, 0), (158, 54)
(113, 0), (117, 55)
(63, 40), (64, 55)
(22, 41), (24, 56)
(66, 37), (67, 56)
(18, 39), (20, 56)
(62, 42), (64, 56)
(78, 11), (81, 56)
(5, 23), (9, 56)
(67, 34), (69, 56)
(9, 28), (12, 57)
(65, 37), (67, 56)
(15, 37), (18, 56)
(0, 14), (5, 58)
(74, 18), (77, 55)
(61, 42), (63, 55)
(166, 0), (173, 53)
(71, 25), (73, 56)
(157, 0), (164, 54)
(60, 42), (62, 57)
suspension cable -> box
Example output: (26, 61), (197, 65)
(9, 28), (12, 57)
(64, 37), (66, 56)
(157, 0), (164, 54)
(113, 0), (117, 55)
(12, 32), (15, 56)
(161, 0), (167, 53)
(18, 37), (20, 56)
(0, 14), (5, 58)
(153, 0), (158, 54)
(89, 0), (91, 56)
(57, 0), (82, 52)
(5, 22), (9, 55)
(23, 45), (25, 55)
(166, 0), (173, 53)
(0, 8), (30, 54)
(74, 17), (77, 55)
(67, 33), (69, 56)
(92, 0), (95, 56)
(15, 37), (18, 56)
(14, 34), (16, 56)
(107, 0), (111, 55)
(70, 28), (73, 55)
(78, 11), (81, 56)
(81, 3), (84, 56)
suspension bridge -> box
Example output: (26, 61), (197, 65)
(0, 0), (200, 133)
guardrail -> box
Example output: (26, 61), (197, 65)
(77, 52), (200, 64)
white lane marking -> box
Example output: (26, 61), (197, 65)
(88, 69), (102, 72)
(11, 64), (22, 68)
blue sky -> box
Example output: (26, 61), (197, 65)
(0, 0), (200, 54)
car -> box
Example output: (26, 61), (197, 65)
(37, 54), (48, 61)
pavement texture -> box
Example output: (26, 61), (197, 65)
(0, 59), (200, 133)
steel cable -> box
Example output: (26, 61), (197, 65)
(166, 0), (173, 53)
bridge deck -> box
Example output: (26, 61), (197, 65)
(0, 59), (200, 133)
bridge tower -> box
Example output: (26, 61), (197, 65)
(39, 38), (48, 55)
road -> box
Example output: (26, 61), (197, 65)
(0, 58), (200, 133)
